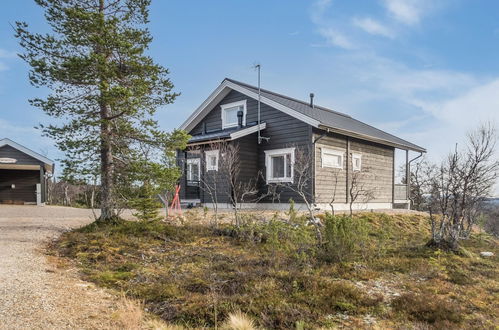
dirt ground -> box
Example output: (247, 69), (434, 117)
(0, 205), (127, 330)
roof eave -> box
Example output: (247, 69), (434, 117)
(318, 125), (426, 153)
(0, 138), (55, 168)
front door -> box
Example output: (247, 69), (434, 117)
(185, 158), (200, 200)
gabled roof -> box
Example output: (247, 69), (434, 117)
(180, 78), (426, 152)
(0, 138), (55, 172)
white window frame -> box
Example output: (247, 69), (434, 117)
(352, 153), (362, 171)
(186, 158), (201, 181)
(321, 148), (344, 169)
(264, 147), (295, 183)
(205, 149), (219, 171)
(221, 100), (247, 129)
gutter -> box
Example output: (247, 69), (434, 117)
(407, 151), (424, 208)
(318, 124), (426, 153)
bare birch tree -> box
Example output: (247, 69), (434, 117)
(348, 167), (376, 216)
(416, 122), (499, 250)
(274, 146), (323, 243)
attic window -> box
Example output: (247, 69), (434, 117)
(221, 100), (246, 129)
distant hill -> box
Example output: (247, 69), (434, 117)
(484, 197), (499, 205)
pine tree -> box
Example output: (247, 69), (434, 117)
(15, 0), (188, 222)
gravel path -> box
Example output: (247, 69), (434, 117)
(0, 205), (123, 330)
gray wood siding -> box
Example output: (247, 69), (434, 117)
(187, 90), (312, 204)
(314, 133), (348, 203)
(350, 138), (394, 203)
(314, 130), (394, 204)
(0, 145), (44, 166)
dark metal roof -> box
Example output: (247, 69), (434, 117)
(188, 130), (234, 143)
(224, 78), (425, 152)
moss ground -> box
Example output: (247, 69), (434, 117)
(51, 211), (498, 329)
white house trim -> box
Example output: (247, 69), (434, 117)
(264, 147), (295, 183)
(352, 153), (362, 171)
(225, 80), (321, 128)
(186, 158), (200, 181)
(221, 100), (247, 129)
(201, 202), (394, 211)
(321, 147), (344, 169)
(0, 138), (54, 171)
(229, 122), (267, 140)
(205, 149), (219, 171)
(179, 79), (320, 132)
(179, 83), (232, 131)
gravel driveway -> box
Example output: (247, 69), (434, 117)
(0, 205), (122, 329)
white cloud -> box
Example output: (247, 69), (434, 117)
(0, 49), (17, 58)
(382, 0), (431, 26)
(352, 17), (395, 38)
(310, 0), (355, 49)
(0, 49), (17, 72)
(318, 28), (356, 49)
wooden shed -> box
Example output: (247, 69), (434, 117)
(0, 138), (54, 205)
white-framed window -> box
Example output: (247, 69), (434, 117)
(186, 158), (200, 182)
(221, 100), (246, 129)
(264, 147), (295, 183)
(321, 148), (344, 169)
(352, 153), (362, 171)
(205, 149), (219, 171)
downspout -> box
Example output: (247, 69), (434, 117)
(407, 151), (424, 209)
(312, 130), (328, 205)
(346, 136), (350, 204)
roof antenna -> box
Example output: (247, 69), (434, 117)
(253, 63), (270, 144)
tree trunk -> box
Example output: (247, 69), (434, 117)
(99, 104), (115, 221)
(97, 0), (115, 222)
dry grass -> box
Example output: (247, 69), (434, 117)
(52, 211), (499, 329)
(115, 294), (145, 329)
(221, 311), (257, 330)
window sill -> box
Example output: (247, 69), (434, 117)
(322, 165), (343, 169)
(267, 178), (293, 184)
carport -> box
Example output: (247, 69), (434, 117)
(0, 138), (54, 205)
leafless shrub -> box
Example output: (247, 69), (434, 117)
(273, 146), (323, 243)
(413, 122), (499, 250)
(328, 168), (341, 215)
(348, 167), (376, 216)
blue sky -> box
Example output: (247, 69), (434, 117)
(1, 0), (499, 192)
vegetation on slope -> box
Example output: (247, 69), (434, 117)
(51, 211), (498, 329)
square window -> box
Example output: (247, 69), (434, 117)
(264, 147), (295, 183)
(221, 100), (246, 129)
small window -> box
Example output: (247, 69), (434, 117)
(186, 158), (200, 182)
(321, 148), (344, 169)
(264, 147), (295, 183)
(221, 100), (246, 129)
(352, 153), (362, 171)
(205, 149), (219, 171)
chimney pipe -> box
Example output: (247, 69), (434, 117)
(237, 110), (244, 128)
(309, 93), (315, 108)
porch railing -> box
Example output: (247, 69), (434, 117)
(394, 184), (408, 201)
